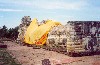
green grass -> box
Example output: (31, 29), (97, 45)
(0, 48), (21, 65)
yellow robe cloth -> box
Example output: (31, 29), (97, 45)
(24, 18), (38, 44)
(24, 19), (61, 45)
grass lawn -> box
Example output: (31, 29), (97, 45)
(0, 48), (21, 65)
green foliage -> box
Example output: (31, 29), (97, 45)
(0, 25), (19, 40)
(0, 48), (21, 65)
(0, 25), (8, 38)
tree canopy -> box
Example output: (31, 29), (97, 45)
(0, 25), (19, 40)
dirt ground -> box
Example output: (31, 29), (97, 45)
(3, 41), (100, 65)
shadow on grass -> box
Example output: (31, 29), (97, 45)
(0, 48), (21, 65)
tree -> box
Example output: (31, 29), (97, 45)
(0, 25), (8, 38)
(0, 25), (19, 40)
(6, 26), (19, 40)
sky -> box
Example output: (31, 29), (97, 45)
(0, 0), (100, 28)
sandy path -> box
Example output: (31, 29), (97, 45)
(4, 41), (100, 65)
